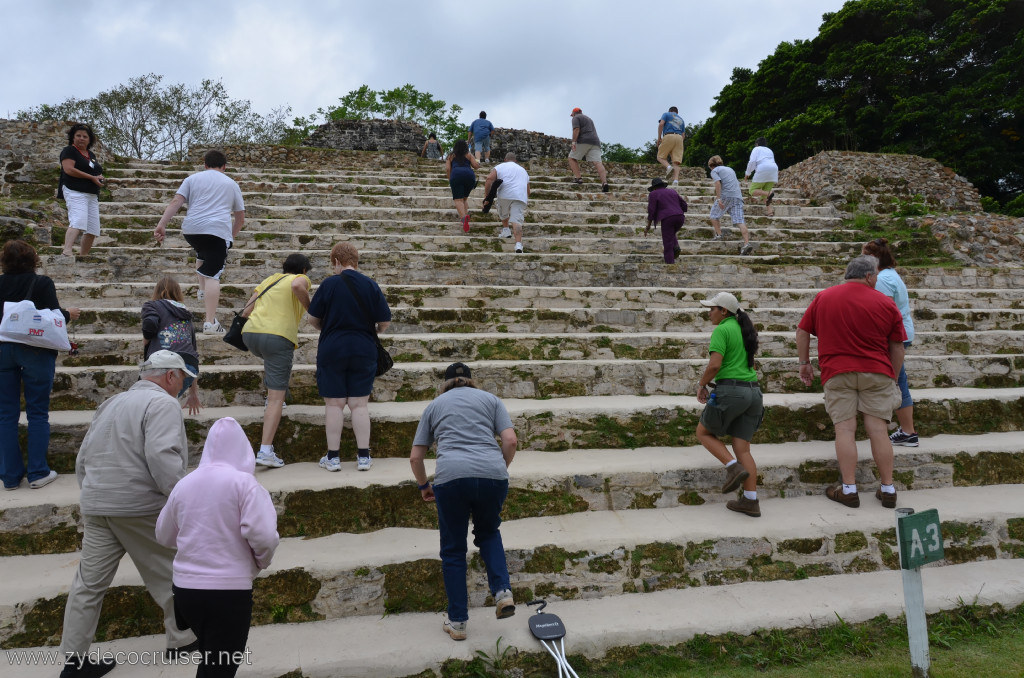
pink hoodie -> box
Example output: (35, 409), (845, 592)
(156, 417), (279, 590)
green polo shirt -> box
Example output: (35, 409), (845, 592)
(709, 316), (757, 381)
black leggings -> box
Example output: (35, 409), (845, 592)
(172, 586), (253, 678)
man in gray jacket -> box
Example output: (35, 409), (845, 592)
(59, 351), (197, 678)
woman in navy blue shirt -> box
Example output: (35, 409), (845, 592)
(307, 242), (391, 473)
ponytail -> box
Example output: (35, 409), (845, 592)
(734, 309), (759, 368)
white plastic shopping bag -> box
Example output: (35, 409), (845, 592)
(0, 300), (71, 351)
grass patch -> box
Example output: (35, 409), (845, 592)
(438, 600), (1024, 677)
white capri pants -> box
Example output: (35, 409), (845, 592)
(63, 186), (101, 236)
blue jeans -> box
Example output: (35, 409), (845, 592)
(0, 342), (56, 487)
(897, 341), (913, 409)
(433, 477), (510, 622)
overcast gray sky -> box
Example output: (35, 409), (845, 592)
(3, 0), (849, 148)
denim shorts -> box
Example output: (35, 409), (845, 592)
(473, 137), (491, 153)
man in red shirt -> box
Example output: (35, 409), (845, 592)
(796, 255), (906, 509)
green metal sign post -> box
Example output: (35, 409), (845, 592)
(895, 507), (943, 678)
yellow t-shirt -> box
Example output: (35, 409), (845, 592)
(243, 273), (310, 346)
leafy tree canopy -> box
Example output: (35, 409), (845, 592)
(686, 0), (1024, 207)
(19, 74), (290, 161)
(289, 84), (464, 148)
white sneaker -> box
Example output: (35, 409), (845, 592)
(514, 243), (524, 253)
(665, 164), (674, 178)
(356, 455), (373, 471)
(29, 470), (58, 489)
(494, 588), (516, 619)
(319, 455), (342, 472)
(255, 449), (285, 468)
(711, 234), (725, 241)
(203, 320), (224, 334)
(499, 227), (512, 239)
(197, 289), (205, 301)
(740, 241), (756, 256)
(672, 180), (679, 185)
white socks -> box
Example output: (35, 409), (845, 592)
(842, 483), (857, 495)
(743, 490), (757, 500)
(725, 460), (737, 468)
(880, 483), (896, 494)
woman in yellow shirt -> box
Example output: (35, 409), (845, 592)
(241, 253), (312, 467)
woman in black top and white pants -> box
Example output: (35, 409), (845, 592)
(59, 123), (104, 257)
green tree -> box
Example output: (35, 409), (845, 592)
(689, 0), (1024, 206)
(18, 74), (289, 160)
(310, 84), (464, 148)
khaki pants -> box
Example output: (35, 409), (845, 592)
(60, 514), (195, 656)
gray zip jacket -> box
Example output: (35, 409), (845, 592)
(76, 380), (189, 516)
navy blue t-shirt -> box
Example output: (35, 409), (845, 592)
(307, 270), (391, 358)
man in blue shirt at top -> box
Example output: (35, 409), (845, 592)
(657, 106), (686, 185)
(468, 111), (494, 164)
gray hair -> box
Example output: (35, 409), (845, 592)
(140, 368), (176, 380)
(504, 152), (516, 162)
(845, 255), (879, 280)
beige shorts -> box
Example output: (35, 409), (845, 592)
(497, 198), (526, 225)
(657, 134), (684, 164)
(823, 371), (901, 424)
(569, 143), (602, 162)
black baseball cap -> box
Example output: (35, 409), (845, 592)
(444, 362), (472, 380)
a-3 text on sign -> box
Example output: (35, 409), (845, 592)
(897, 509), (944, 570)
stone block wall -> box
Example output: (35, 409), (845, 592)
(912, 213), (1024, 267)
(487, 128), (570, 161)
(304, 119), (426, 152)
(780, 150), (982, 214)
(188, 145), (424, 170)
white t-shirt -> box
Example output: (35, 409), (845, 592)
(495, 162), (529, 203)
(745, 146), (779, 182)
(177, 169), (245, 242)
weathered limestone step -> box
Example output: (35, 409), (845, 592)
(55, 302), (1024, 336)
(96, 201), (831, 225)
(45, 354), (1024, 411)
(53, 237), (865, 261)
(3, 487), (1022, 646)
(42, 252), (1024, 290)
(101, 213), (848, 234)
(58, 331), (1023, 368)
(93, 227), (868, 253)
(32, 388), (1024, 461)
(6, 434), (1023, 550)
(6, 558), (1022, 678)
(54, 282), (1024, 311)
(105, 187), (823, 218)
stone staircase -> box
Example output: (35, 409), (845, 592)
(2, 154), (1023, 677)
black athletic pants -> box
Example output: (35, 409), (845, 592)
(172, 586), (253, 678)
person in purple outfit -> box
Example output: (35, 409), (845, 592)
(645, 178), (688, 264)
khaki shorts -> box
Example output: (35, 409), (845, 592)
(569, 143), (602, 162)
(657, 134), (684, 164)
(823, 371), (901, 424)
(497, 198), (526, 225)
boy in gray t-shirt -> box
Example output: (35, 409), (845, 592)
(707, 155), (753, 254)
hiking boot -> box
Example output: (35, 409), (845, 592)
(319, 455), (341, 472)
(28, 470), (58, 489)
(443, 618), (467, 641)
(889, 428), (919, 447)
(495, 588), (516, 619)
(726, 496), (761, 517)
(721, 463), (749, 493)
(876, 487), (898, 509)
(602, 183), (610, 193)
(826, 482), (860, 508)
(255, 448), (285, 468)
(672, 246), (682, 258)
(356, 454), (373, 471)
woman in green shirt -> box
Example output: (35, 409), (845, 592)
(695, 292), (764, 517)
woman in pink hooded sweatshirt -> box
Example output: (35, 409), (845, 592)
(156, 417), (279, 677)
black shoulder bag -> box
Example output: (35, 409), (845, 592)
(223, 274), (287, 351)
(340, 274), (393, 376)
